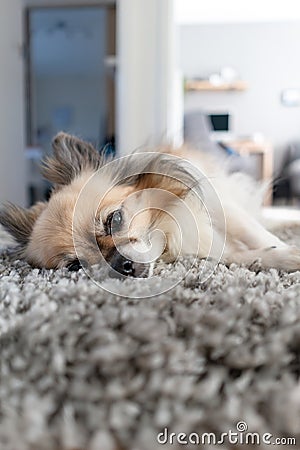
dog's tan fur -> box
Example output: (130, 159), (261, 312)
(1, 132), (300, 274)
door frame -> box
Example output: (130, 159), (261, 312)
(24, 2), (116, 146)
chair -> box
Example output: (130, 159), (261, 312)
(274, 141), (300, 202)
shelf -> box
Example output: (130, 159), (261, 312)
(185, 80), (248, 92)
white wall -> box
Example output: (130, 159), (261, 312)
(0, 0), (26, 206)
(180, 22), (300, 173)
(116, 0), (180, 154)
(175, 0), (300, 24)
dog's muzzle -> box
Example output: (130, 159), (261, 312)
(108, 249), (150, 278)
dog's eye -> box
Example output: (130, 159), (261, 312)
(106, 209), (123, 235)
(66, 258), (82, 272)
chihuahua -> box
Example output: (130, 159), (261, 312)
(0, 132), (299, 277)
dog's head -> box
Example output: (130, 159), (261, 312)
(0, 133), (200, 277)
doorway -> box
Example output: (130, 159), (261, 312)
(25, 4), (116, 148)
(24, 4), (116, 203)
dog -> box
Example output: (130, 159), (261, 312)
(0, 132), (300, 278)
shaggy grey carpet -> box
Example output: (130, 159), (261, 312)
(0, 226), (300, 450)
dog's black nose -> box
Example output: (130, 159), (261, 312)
(121, 259), (135, 276)
(109, 251), (135, 277)
(108, 250), (149, 278)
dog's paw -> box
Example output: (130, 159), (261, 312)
(263, 245), (300, 271)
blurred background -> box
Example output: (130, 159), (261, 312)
(1, 0), (300, 208)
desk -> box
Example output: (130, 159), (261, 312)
(228, 139), (273, 206)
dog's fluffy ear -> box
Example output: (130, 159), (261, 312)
(42, 132), (102, 186)
(135, 173), (188, 199)
(0, 202), (46, 246)
(126, 153), (198, 199)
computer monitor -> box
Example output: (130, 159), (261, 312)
(207, 111), (232, 141)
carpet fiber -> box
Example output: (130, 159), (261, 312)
(0, 226), (300, 450)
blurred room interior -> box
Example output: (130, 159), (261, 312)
(1, 0), (300, 214)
